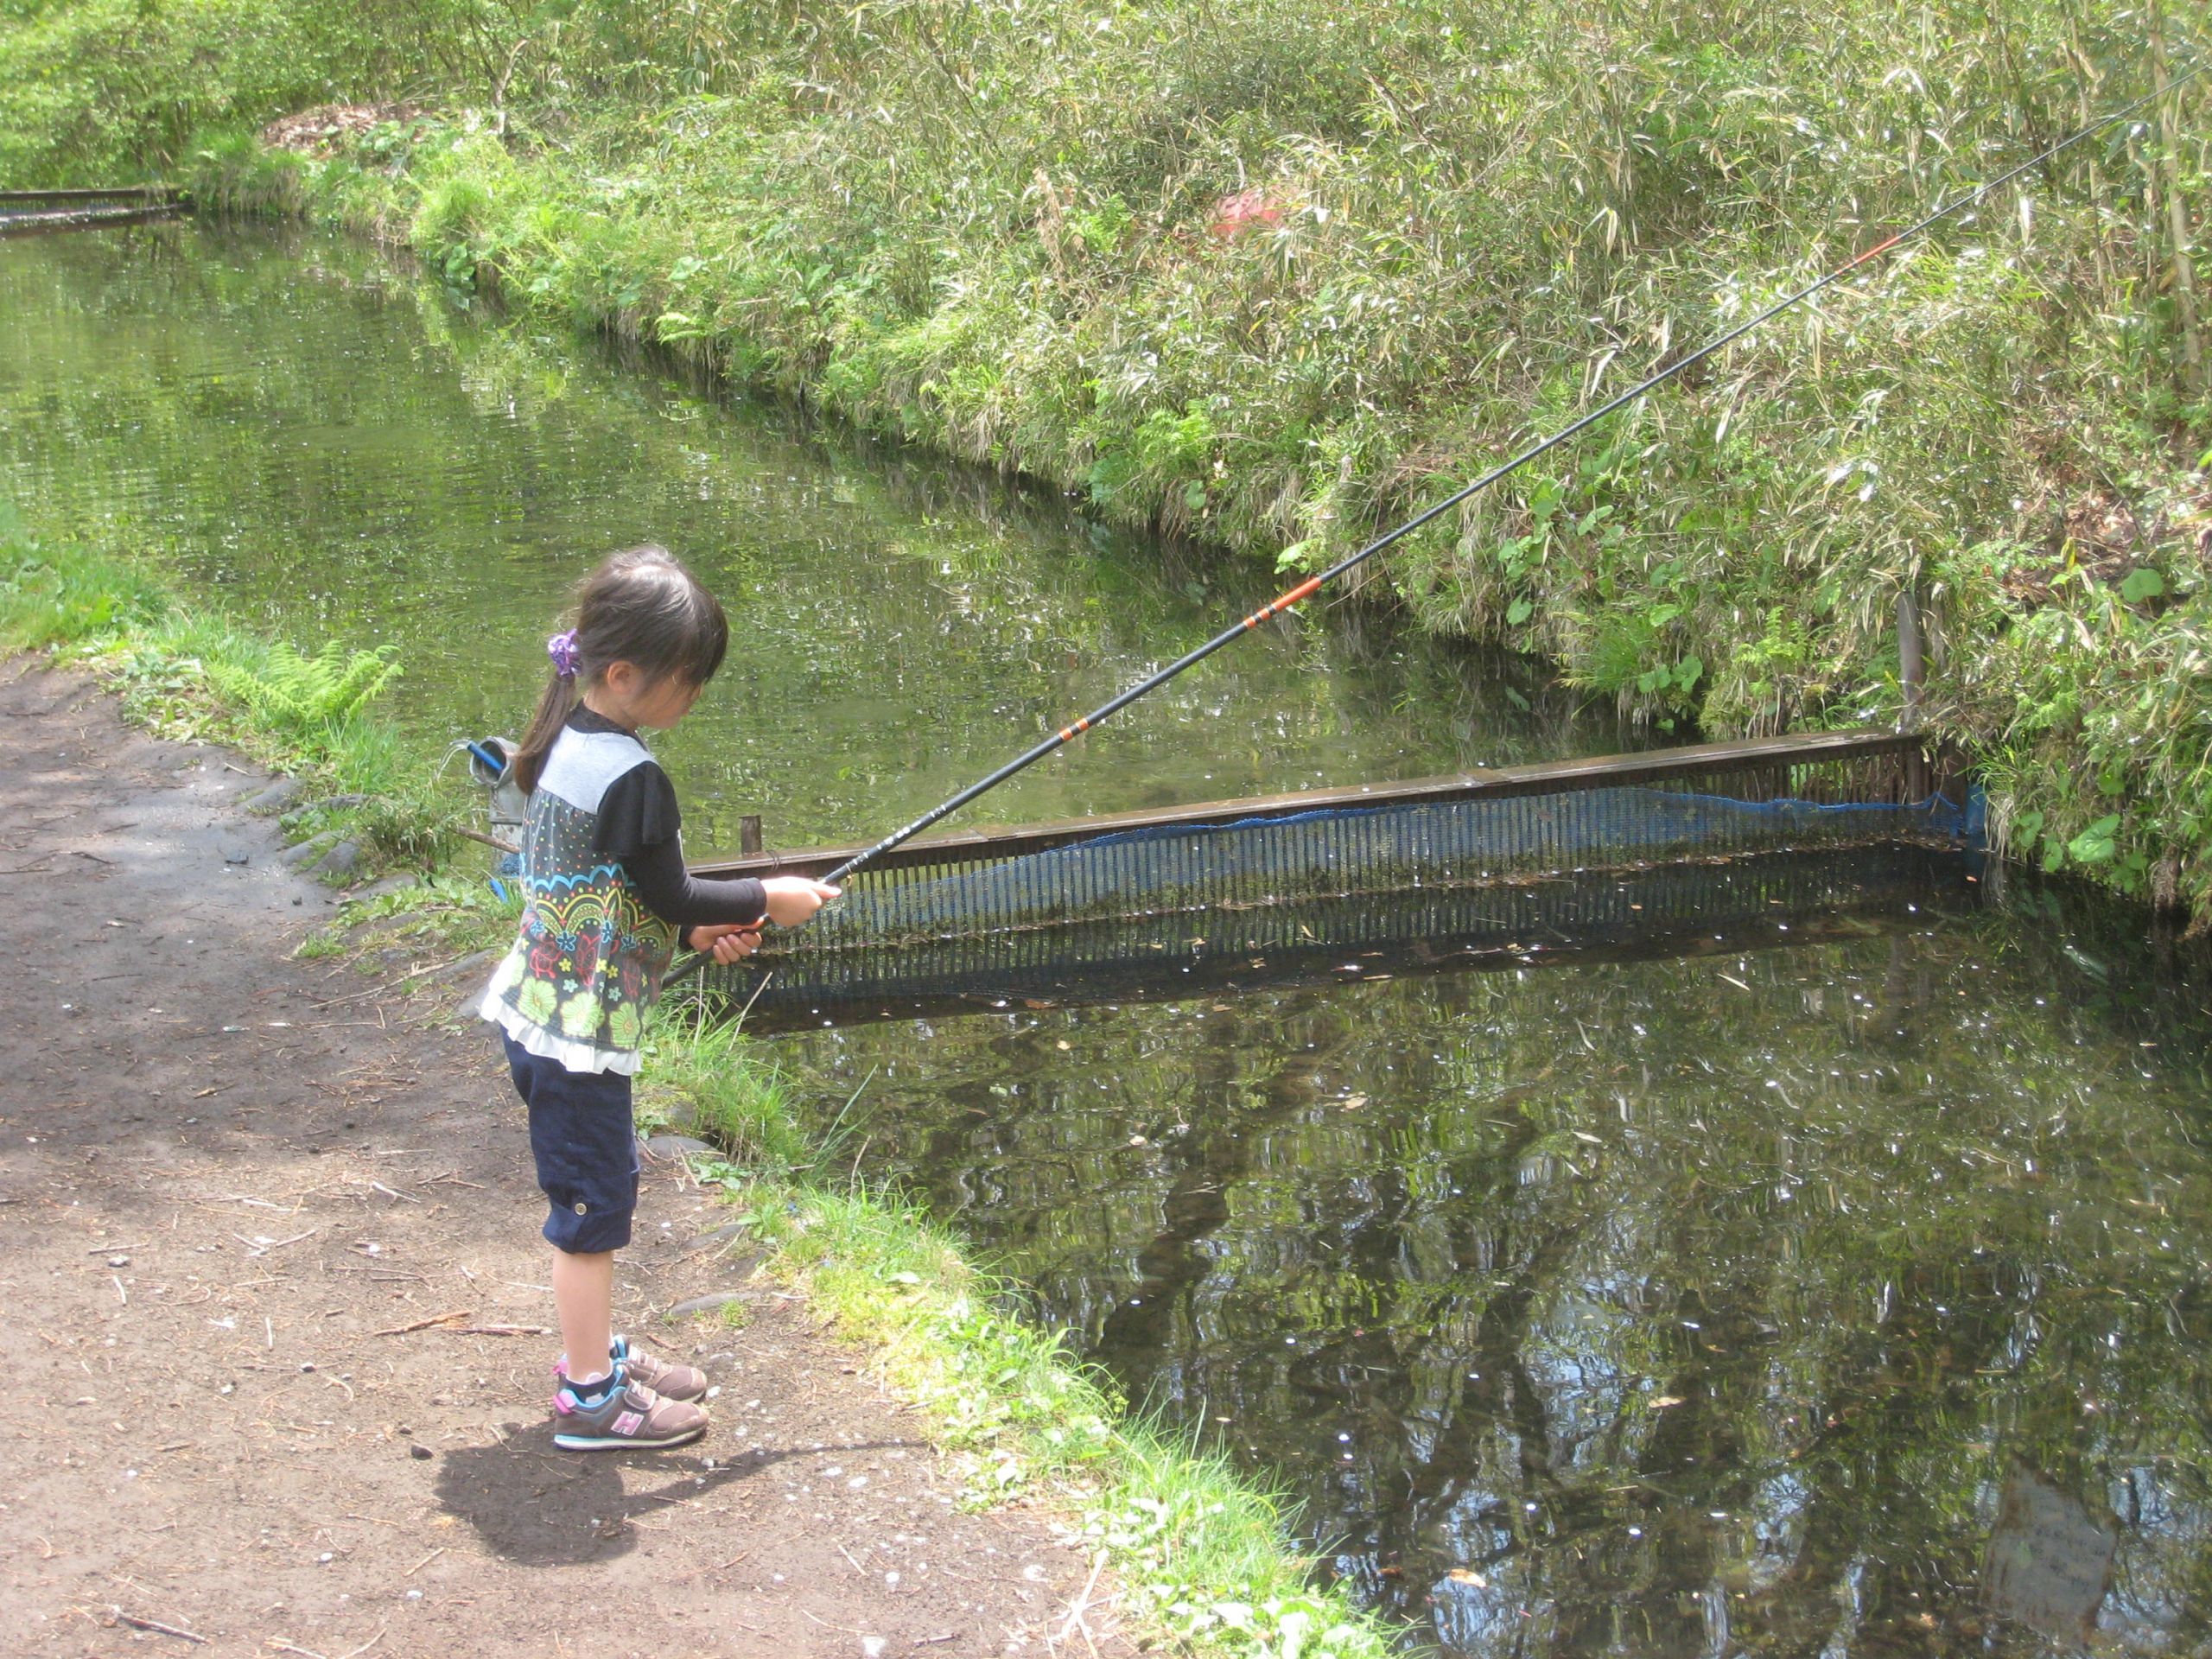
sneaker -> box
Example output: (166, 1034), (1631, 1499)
(611, 1335), (709, 1402)
(555, 1338), (709, 1403)
(551, 1372), (709, 1452)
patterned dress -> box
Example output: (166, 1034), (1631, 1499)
(479, 721), (681, 1075)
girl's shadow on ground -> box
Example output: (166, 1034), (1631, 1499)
(433, 1424), (918, 1566)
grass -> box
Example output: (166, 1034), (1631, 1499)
(292, 872), (522, 969)
(633, 1004), (814, 1171)
(638, 994), (1403, 1652)
(0, 516), (472, 880)
(682, 1167), (1401, 1656)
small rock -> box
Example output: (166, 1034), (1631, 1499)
(244, 777), (302, 815)
(861, 1639), (887, 1659)
(645, 1134), (714, 1159)
(410, 1444), (433, 1461)
(278, 836), (334, 868)
(219, 840), (251, 866)
(314, 840), (363, 880)
(665, 1292), (747, 1319)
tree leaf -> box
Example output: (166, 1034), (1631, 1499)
(2119, 567), (2164, 604)
(2067, 814), (2121, 866)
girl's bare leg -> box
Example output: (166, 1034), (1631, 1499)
(550, 1247), (614, 1382)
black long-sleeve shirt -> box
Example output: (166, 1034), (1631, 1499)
(570, 708), (767, 931)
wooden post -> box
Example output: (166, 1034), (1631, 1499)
(1897, 588), (1923, 731)
(740, 815), (763, 857)
(1898, 588), (1928, 800)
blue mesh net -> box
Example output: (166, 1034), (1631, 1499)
(804, 780), (1974, 949)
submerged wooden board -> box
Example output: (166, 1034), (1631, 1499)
(690, 726), (1923, 880)
(0, 203), (182, 236)
(0, 186), (180, 204)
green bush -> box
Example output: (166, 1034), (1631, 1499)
(0, 0), (452, 185)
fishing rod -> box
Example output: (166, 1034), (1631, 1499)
(671, 64), (2202, 982)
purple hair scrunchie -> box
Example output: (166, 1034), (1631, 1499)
(547, 629), (581, 679)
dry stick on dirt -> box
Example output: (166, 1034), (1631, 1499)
(107, 1607), (207, 1643)
(370, 1307), (471, 1337)
(311, 951), (488, 1010)
(1058, 1550), (1111, 1653)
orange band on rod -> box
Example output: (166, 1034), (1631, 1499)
(1275, 575), (1325, 610)
(1849, 232), (1903, 268)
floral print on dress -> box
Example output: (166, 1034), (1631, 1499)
(483, 752), (679, 1066)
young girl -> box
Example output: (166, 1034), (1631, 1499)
(479, 545), (836, 1451)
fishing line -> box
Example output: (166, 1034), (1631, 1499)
(670, 62), (2202, 982)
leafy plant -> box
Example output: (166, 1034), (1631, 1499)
(202, 640), (400, 734)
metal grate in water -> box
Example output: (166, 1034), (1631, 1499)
(721, 842), (1981, 1031)
(690, 728), (1973, 1014)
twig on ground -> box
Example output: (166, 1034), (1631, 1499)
(403, 1548), (445, 1578)
(267, 1620), (385, 1658)
(231, 1228), (318, 1256)
(212, 1193), (296, 1213)
(1058, 1550), (1109, 1650)
(108, 1607), (206, 1643)
(310, 951), (484, 1009)
(371, 1308), (471, 1337)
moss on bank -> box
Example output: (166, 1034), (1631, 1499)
(4, 523), (1406, 1656)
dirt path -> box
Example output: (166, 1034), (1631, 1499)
(0, 664), (1126, 1658)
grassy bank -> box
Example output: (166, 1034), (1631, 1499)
(645, 1006), (1402, 1657)
(0, 515), (468, 876)
(7, 3), (2212, 922)
(5, 522), (1405, 1655)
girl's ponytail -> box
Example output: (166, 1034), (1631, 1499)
(510, 664), (577, 796)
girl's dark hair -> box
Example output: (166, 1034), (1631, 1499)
(511, 545), (729, 794)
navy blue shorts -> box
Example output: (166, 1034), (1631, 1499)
(501, 1032), (638, 1254)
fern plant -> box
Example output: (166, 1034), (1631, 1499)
(203, 640), (400, 735)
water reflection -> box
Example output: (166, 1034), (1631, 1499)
(0, 220), (1624, 852)
(782, 874), (2212, 1654)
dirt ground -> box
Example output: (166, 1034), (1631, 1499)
(0, 664), (1130, 1658)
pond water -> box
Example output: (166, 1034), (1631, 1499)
(7, 223), (2211, 1655)
(0, 220), (1617, 855)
